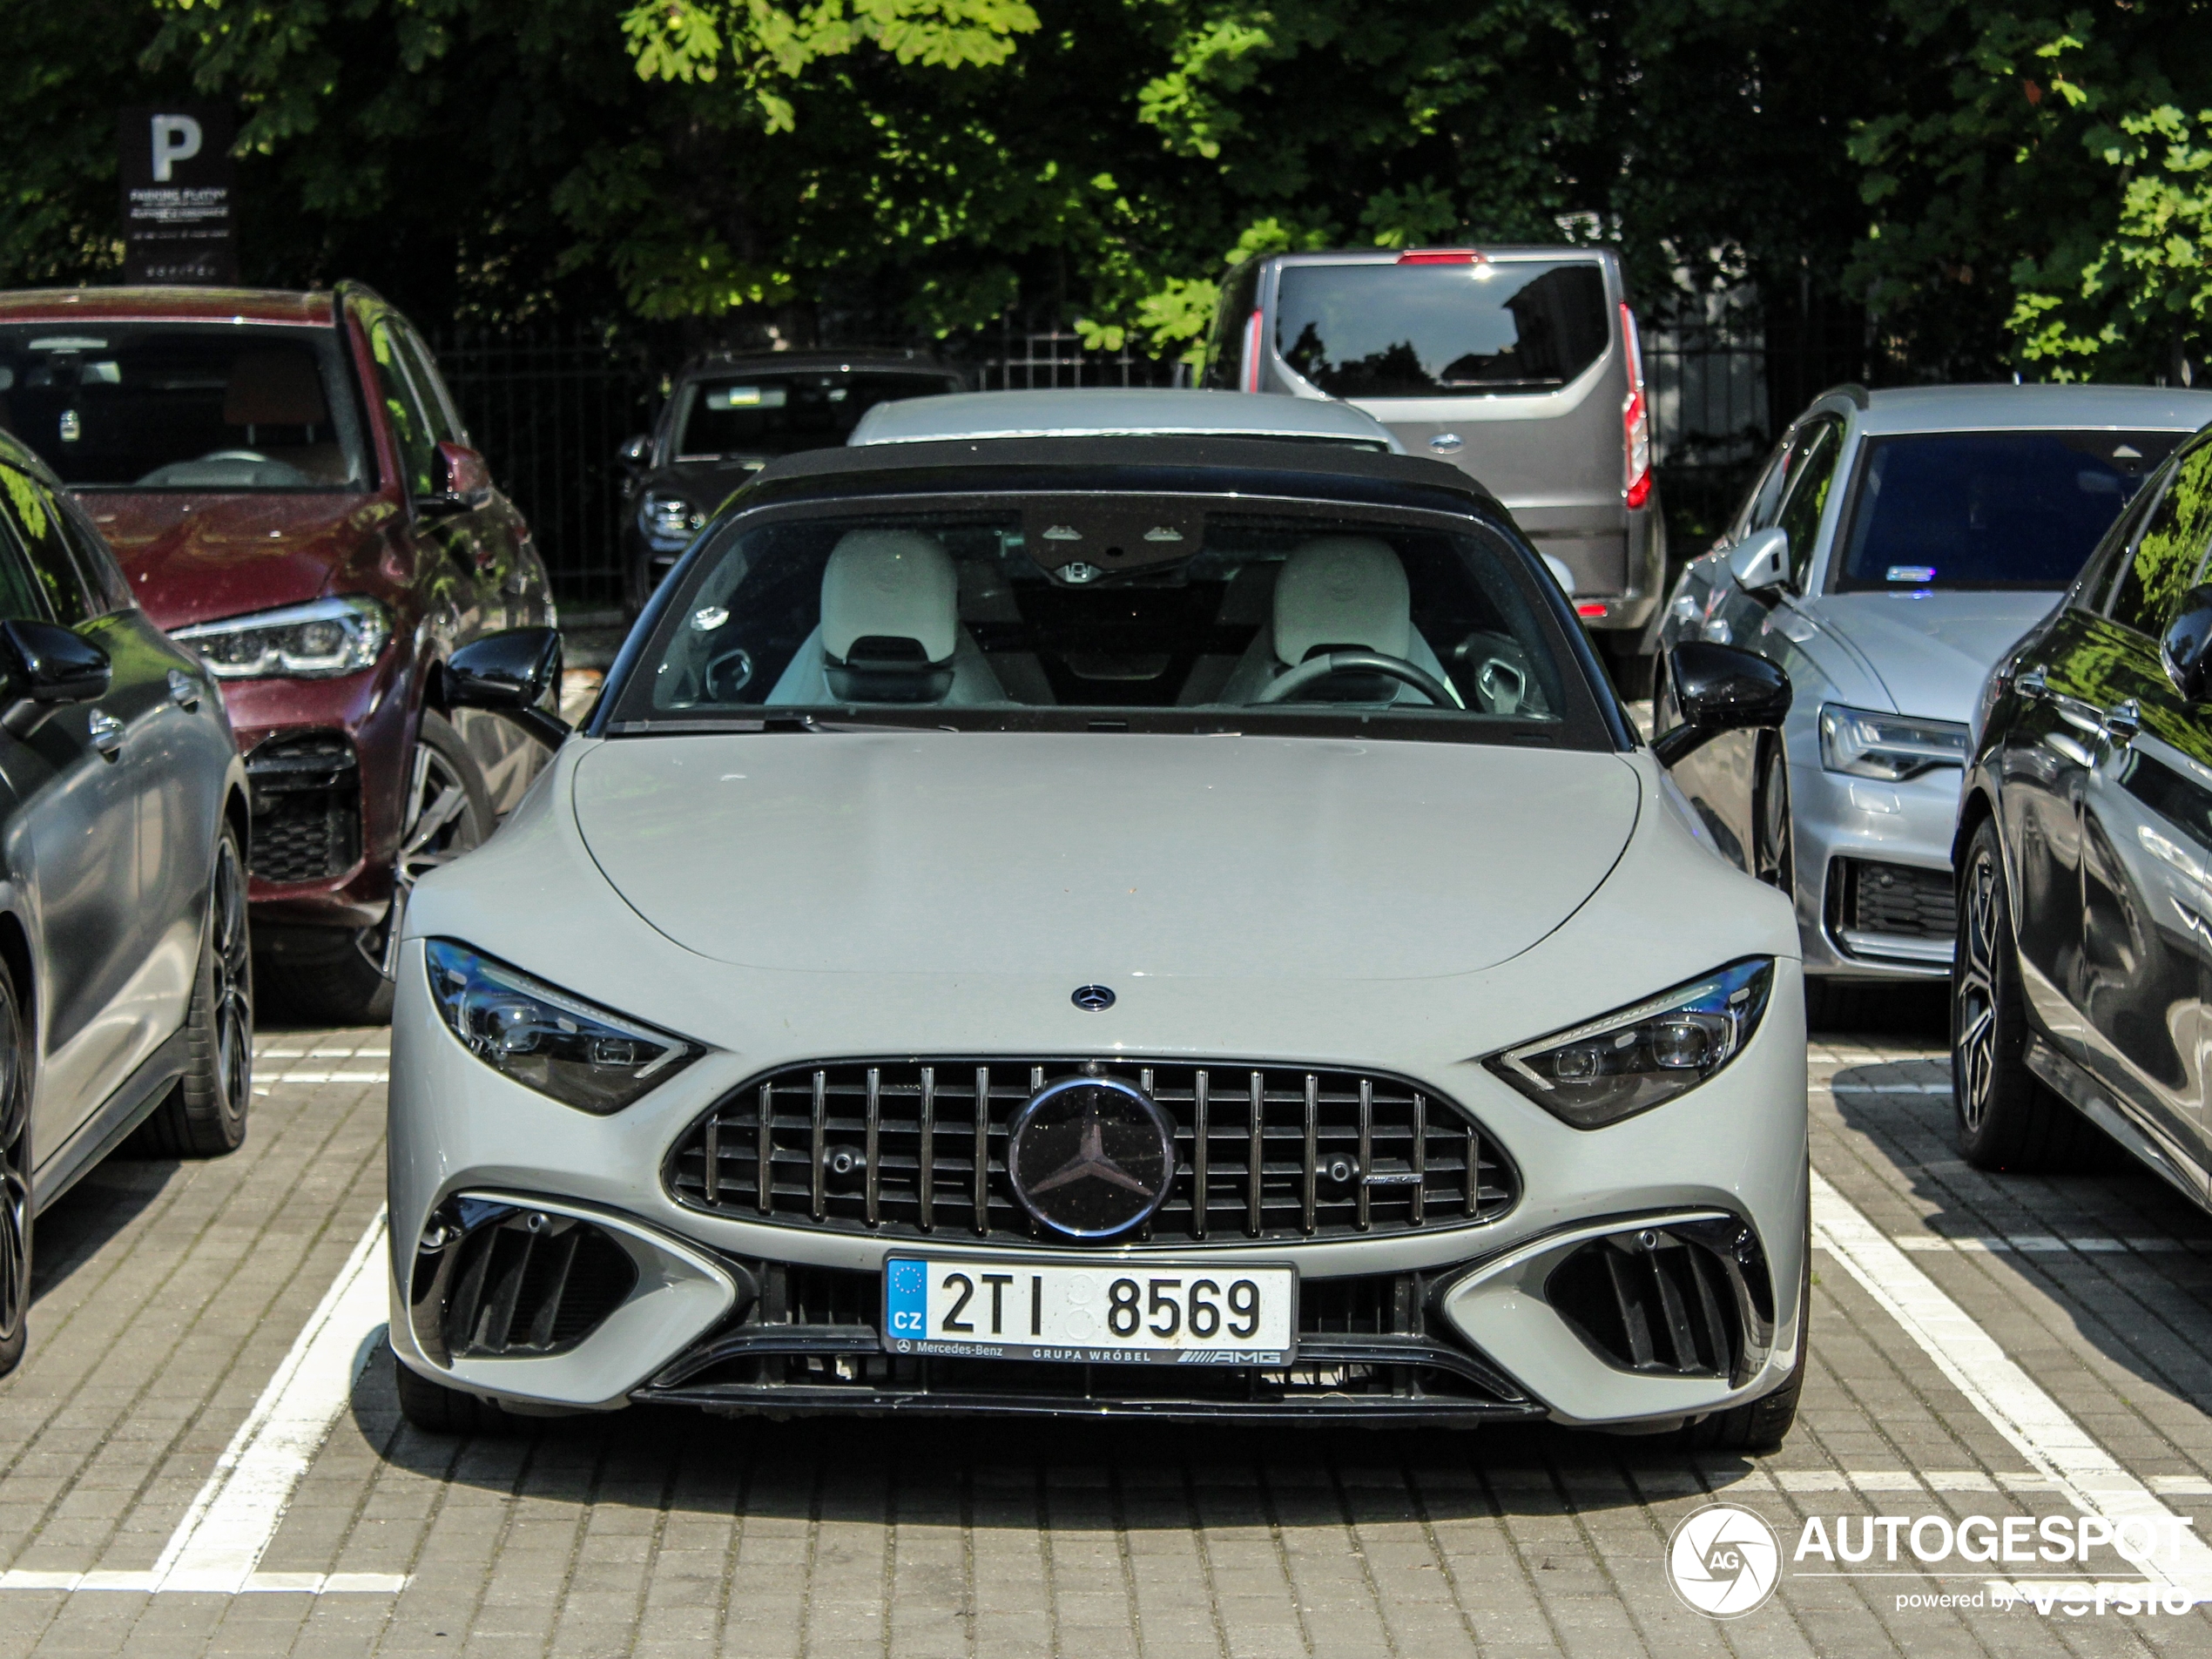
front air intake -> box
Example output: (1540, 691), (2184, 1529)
(409, 1202), (637, 1364)
(1544, 1219), (1772, 1385)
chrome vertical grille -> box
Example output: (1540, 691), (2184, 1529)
(664, 1057), (1517, 1244)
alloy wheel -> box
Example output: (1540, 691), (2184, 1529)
(0, 980), (30, 1348)
(211, 837), (252, 1123)
(362, 738), (486, 978)
(1754, 740), (1793, 893)
(1954, 847), (2001, 1133)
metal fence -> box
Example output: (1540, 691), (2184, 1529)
(428, 313), (1863, 606)
(967, 326), (1184, 391)
(1644, 303), (1871, 552)
(427, 327), (659, 605)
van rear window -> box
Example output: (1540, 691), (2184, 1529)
(1275, 261), (1609, 399)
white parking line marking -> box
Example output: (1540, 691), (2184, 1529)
(0, 1570), (408, 1594)
(1, 1211), (399, 1596)
(1827, 1081), (1953, 1094)
(1813, 1170), (2212, 1597)
(147, 1210), (395, 1595)
(1892, 1232), (2205, 1256)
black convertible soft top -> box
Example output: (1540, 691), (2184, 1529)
(744, 435), (1507, 522)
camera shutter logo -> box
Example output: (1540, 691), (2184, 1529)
(1666, 1503), (1780, 1618)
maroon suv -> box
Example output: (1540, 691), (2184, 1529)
(0, 284), (556, 1022)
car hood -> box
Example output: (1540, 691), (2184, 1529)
(84, 491), (399, 630)
(1798, 590), (2060, 721)
(570, 732), (1641, 981)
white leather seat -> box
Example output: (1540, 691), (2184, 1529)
(765, 529), (1006, 705)
(1218, 536), (1452, 705)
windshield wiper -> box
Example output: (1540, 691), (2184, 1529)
(605, 712), (954, 736)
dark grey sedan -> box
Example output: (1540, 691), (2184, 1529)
(0, 433), (250, 1374)
(617, 350), (961, 617)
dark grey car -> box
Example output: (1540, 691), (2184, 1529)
(1202, 246), (1662, 689)
(0, 433), (251, 1375)
(617, 350), (961, 615)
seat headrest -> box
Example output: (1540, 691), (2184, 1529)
(820, 529), (959, 665)
(225, 350), (328, 428)
(1273, 536), (1411, 665)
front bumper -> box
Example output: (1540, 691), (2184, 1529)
(1787, 754), (1963, 981)
(224, 657), (417, 931)
(387, 944), (1810, 1430)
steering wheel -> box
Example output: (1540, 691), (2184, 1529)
(1253, 650), (1464, 709)
(198, 449), (274, 463)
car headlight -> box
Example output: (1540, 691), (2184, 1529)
(172, 595), (391, 680)
(1817, 703), (1968, 780)
(640, 492), (705, 543)
(424, 939), (698, 1114)
(1487, 958), (1774, 1128)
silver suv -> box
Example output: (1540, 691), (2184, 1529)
(1202, 246), (1662, 683)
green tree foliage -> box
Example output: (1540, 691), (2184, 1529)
(1847, 0), (2212, 380)
(0, 0), (2202, 378)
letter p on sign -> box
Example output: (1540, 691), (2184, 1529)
(151, 114), (203, 183)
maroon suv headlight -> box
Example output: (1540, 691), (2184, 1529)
(173, 595), (392, 679)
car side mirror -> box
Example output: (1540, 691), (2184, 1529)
(1541, 554), (1576, 595)
(1651, 641), (1791, 766)
(433, 627), (569, 748)
(618, 435), (651, 469)
(1, 620), (111, 738)
(419, 442), (494, 514)
(1727, 526), (1791, 597)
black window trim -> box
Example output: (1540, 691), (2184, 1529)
(0, 469), (56, 625)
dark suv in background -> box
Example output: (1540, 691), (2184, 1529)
(617, 349), (960, 615)
(1203, 247), (1662, 691)
(0, 283), (556, 1022)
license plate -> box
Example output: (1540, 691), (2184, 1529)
(882, 1257), (1296, 1366)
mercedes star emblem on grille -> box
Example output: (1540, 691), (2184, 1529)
(1070, 984), (1116, 1011)
(1007, 1076), (1176, 1238)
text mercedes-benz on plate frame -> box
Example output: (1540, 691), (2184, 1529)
(884, 1258), (1296, 1365)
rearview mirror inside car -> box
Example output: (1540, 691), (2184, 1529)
(1, 620), (111, 738)
(1727, 526), (1791, 596)
(2163, 583), (2212, 701)
(1652, 641), (1791, 766)
(434, 627), (569, 747)
(1541, 553), (1576, 594)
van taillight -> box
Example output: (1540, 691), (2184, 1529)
(1241, 309), (1264, 393)
(1620, 302), (1652, 509)
(1396, 249), (1482, 265)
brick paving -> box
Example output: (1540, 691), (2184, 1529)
(0, 1015), (2206, 1655)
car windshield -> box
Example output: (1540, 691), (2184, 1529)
(612, 501), (1606, 747)
(1275, 261), (1610, 398)
(0, 323), (373, 490)
(673, 372), (958, 461)
(1832, 428), (2182, 592)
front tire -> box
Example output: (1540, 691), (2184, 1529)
(0, 966), (32, 1377)
(393, 1348), (523, 1436)
(1680, 1224), (1808, 1453)
(276, 713), (493, 1027)
(1952, 815), (2102, 1169)
(132, 826), (251, 1157)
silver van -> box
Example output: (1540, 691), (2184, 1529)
(1202, 246), (1662, 685)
